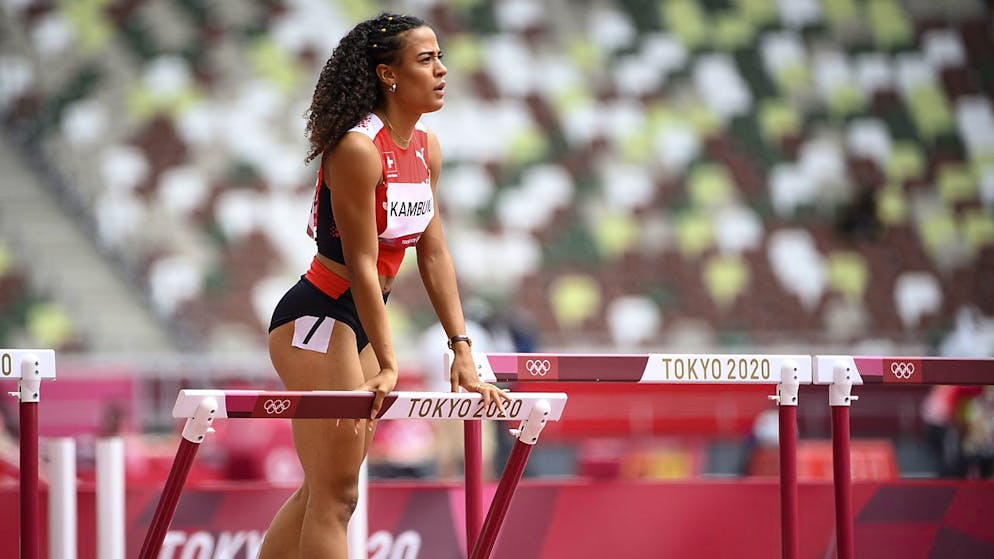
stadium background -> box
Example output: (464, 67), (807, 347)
(1, 0), (993, 557)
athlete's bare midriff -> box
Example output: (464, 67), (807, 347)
(315, 253), (395, 293)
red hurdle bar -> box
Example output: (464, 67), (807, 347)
(816, 355), (994, 559)
(461, 352), (810, 559)
(464, 419), (484, 553)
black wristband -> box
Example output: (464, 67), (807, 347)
(447, 335), (472, 350)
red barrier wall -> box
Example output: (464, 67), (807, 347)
(2, 479), (992, 558)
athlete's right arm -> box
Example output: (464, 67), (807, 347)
(324, 132), (397, 418)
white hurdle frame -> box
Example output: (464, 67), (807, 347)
(456, 352), (812, 559)
(48, 438), (76, 559)
(47, 436), (127, 559)
(96, 437), (126, 559)
(138, 389), (567, 559)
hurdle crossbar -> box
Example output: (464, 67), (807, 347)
(466, 352), (812, 384)
(814, 355), (994, 559)
(455, 352), (811, 559)
(814, 355), (994, 386)
(2, 349), (56, 559)
(140, 390), (567, 559)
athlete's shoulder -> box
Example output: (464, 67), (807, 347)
(348, 113), (386, 140)
(323, 128), (382, 182)
(335, 116), (382, 152)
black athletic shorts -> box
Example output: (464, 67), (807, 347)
(268, 277), (388, 352)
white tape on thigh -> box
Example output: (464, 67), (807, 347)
(292, 316), (335, 353)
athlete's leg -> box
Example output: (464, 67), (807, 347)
(257, 319), (377, 559)
(256, 483), (308, 558)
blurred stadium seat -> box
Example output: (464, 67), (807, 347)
(1, 1), (993, 481)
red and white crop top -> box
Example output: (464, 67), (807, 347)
(306, 113), (434, 287)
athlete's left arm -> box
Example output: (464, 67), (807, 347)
(416, 130), (508, 407)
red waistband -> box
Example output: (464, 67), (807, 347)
(305, 257), (349, 298)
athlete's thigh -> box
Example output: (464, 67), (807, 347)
(357, 344), (380, 450)
(269, 319), (367, 484)
(269, 318), (364, 391)
(358, 343), (379, 383)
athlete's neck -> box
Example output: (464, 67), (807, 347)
(377, 109), (418, 147)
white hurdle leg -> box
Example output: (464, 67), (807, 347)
(347, 458), (369, 559)
(96, 437), (125, 559)
(48, 438), (76, 559)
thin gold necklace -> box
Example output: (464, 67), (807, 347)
(380, 113), (412, 146)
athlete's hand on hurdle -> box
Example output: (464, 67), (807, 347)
(450, 351), (511, 413)
(354, 367), (399, 432)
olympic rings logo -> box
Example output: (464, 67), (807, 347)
(525, 359), (552, 376)
(263, 399), (292, 415)
(890, 362), (916, 380)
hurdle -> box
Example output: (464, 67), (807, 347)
(456, 353), (812, 559)
(0, 349), (55, 559)
(2, 349), (56, 559)
(814, 355), (994, 559)
(138, 389), (568, 559)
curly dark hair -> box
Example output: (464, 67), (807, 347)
(304, 13), (427, 163)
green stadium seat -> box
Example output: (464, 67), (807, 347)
(963, 209), (994, 254)
(876, 184), (910, 226)
(550, 274), (602, 330)
(703, 254), (750, 309)
(675, 210), (715, 258)
(662, 0), (709, 51)
(25, 301), (75, 350)
(917, 203), (959, 262)
(867, 0), (913, 50)
(760, 31), (810, 96)
(592, 212), (640, 260)
(758, 98), (802, 143)
(907, 83), (954, 140)
(827, 251), (869, 301)
(732, 0), (777, 27)
(60, 0), (114, 54)
(712, 11), (755, 51)
(688, 162), (735, 208)
(822, 0), (860, 30)
(886, 141), (926, 184)
(937, 162), (976, 204)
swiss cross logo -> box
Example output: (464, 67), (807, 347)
(383, 151), (398, 178)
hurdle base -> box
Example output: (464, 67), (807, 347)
(469, 399), (551, 559)
(831, 406), (855, 559)
(769, 361), (801, 559)
(138, 397), (217, 559)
